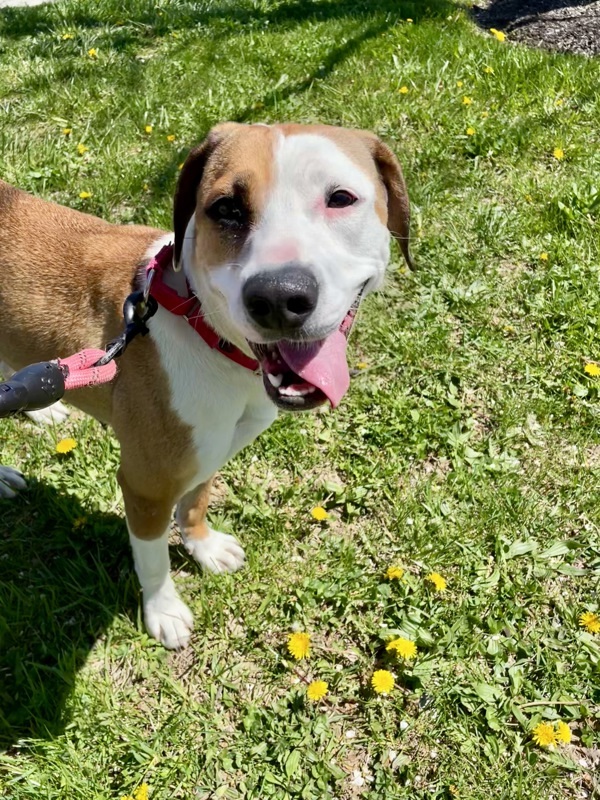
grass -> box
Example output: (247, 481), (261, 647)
(1, 0), (600, 797)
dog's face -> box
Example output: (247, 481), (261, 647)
(174, 122), (411, 410)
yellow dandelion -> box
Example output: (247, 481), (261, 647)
(306, 680), (328, 702)
(489, 28), (506, 42)
(386, 637), (417, 660)
(386, 565), (405, 581)
(87, 48), (97, 58)
(77, 143), (88, 155)
(61, 33), (74, 40)
(466, 127), (476, 136)
(483, 66), (494, 74)
(426, 572), (447, 592)
(555, 98), (565, 107)
(121, 796), (134, 800)
(166, 134), (176, 142)
(62, 127), (72, 136)
(555, 721), (571, 744)
(406, 18), (413, 23)
(462, 96), (473, 105)
(539, 252), (549, 261)
(79, 191), (92, 199)
(133, 786), (149, 800)
(371, 669), (395, 694)
(56, 438), (77, 454)
(579, 611), (600, 633)
(311, 506), (329, 521)
(524, 194), (533, 203)
(356, 361), (368, 369)
(399, 86), (409, 95)
(532, 722), (557, 748)
(553, 147), (565, 161)
(287, 632), (310, 660)
(145, 125), (153, 134)
(456, 80), (464, 88)
(584, 364), (600, 379)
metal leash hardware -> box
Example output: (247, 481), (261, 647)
(94, 290), (158, 367)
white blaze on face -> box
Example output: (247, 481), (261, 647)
(209, 132), (391, 343)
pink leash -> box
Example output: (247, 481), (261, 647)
(57, 348), (117, 390)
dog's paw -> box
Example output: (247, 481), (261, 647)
(0, 466), (27, 499)
(183, 527), (246, 574)
(143, 581), (194, 650)
(26, 400), (70, 426)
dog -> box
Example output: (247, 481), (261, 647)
(0, 122), (411, 648)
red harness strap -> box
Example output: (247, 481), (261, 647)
(146, 244), (259, 372)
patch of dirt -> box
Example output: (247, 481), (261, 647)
(472, 0), (600, 56)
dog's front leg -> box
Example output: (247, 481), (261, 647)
(118, 468), (193, 650)
(176, 478), (245, 573)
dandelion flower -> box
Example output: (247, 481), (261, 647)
(532, 722), (557, 748)
(311, 506), (329, 521)
(79, 191), (92, 199)
(584, 364), (600, 379)
(87, 48), (98, 58)
(406, 18), (413, 23)
(489, 28), (506, 42)
(553, 147), (565, 161)
(539, 252), (549, 261)
(426, 572), (447, 592)
(524, 194), (533, 203)
(483, 66), (494, 74)
(77, 143), (88, 155)
(399, 86), (409, 95)
(145, 125), (153, 134)
(555, 721), (571, 744)
(386, 637), (417, 660)
(579, 611), (600, 633)
(386, 565), (404, 581)
(371, 669), (395, 694)
(287, 632), (310, 660)
(456, 80), (464, 88)
(466, 127), (476, 136)
(306, 680), (328, 702)
(462, 96), (473, 106)
(166, 134), (176, 142)
(133, 786), (149, 800)
(356, 361), (368, 369)
(56, 438), (77, 454)
(62, 33), (74, 40)
(62, 127), (72, 135)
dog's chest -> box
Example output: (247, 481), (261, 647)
(149, 308), (277, 488)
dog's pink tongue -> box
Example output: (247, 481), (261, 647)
(278, 331), (350, 408)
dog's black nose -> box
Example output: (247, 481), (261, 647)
(243, 265), (318, 331)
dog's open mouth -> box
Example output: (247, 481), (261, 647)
(249, 302), (360, 411)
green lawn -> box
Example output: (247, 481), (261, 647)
(1, 1), (599, 798)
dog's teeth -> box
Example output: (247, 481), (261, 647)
(268, 373), (283, 387)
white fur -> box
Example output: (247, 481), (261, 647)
(128, 525), (194, 650)
(126, 237), (277, 648)
(202, 132), (391, 345)
(0, 465), (26, 499)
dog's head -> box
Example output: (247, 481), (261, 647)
(173, 122), (411, 410)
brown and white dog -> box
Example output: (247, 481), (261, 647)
(0, 122), (411, 648)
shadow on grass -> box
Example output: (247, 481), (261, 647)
(0, 479), (136, 749)
(0, 0), (456, 41)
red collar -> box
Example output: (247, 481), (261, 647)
(145, 244), (259, 372)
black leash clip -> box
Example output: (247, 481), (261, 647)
(94, 291), (158, 367)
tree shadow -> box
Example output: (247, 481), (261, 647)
(471, 0), (597, 31)
(0, 478), (137, 748)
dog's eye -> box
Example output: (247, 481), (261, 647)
(207, 196), (248, 230)
(327, 190), (357, 209)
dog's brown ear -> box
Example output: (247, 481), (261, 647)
(361, 133), (413, 269)
(173, 123), (238, 267)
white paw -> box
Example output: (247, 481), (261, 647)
(183, 527), (246, 574)
(0, 466), (26, 499)
(143, 580), (194, 649)
(26, 400), (70, 425)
